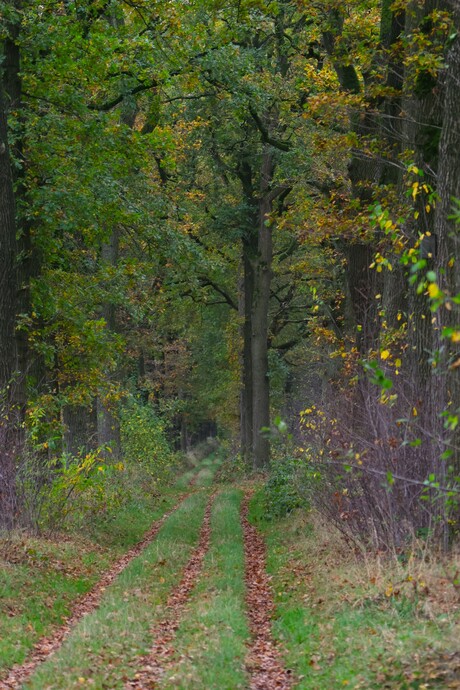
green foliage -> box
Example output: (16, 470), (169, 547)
(19, 396), (177, 530)
(260, 457), (306, 521)
(120, 397), (176, 484)
(39, 448), (124, 528)
(362, 359), (393, 391)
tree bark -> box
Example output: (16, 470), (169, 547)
(240, 249), (255, 465)
(0, 74), (20, 528)
(237, 158), (258, 466)
(63, 404), (97, 456)
(435, 17), (460, 473)
(251, 148), (275, 469)
(97, 228), (122, 459)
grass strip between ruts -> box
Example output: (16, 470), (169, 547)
(193, 454), (223, 488)
(21, 491), (209, 690)
(174, 453), (222, 490)
(158, 488), (249, 690)
(0, 492), (181, 677)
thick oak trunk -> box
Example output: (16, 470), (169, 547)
(435, 21), (460, 474)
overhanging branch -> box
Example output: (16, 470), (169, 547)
(248, 106), (291, 152)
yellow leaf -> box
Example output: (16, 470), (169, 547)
(395, 358), (402, 368)
(413, 407), (418, 417)
(380, 350), (390, 360)
(428, 283), (441, 299)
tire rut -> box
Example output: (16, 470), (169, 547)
(0, 493), (191, 690)
(125, 491), (216, 690)
(241, 493), (293, 690)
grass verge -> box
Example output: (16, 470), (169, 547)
(0, 490), (182, 676)
(22, 491), (209, 690)
(160, 488), (249, 689)
(249, 489), (460, 690)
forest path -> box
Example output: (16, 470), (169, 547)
(1, 462), (291, 690)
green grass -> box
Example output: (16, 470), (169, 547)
(194, 452), (223, 488)
(0, 535), (111, 673)
(160, 488), (249, 689)
(0, 493), (181, 675)
(0, 452), (218, 677)
(248, 490), (460, 690)
(23, 492), (209, 690)
(174, 451), (223, 490)
(174, 467), (198, 489)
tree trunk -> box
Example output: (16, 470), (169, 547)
(63, 404), (97, 457)
(0, 77), (20, 528)
(435, 18), (460, 474)
(240, 243), (255, 465)
(237, 158), (258, 466)
(251, 148), (274, 469)
(97, 228), (121, 459)
(399, 0), (448, 455)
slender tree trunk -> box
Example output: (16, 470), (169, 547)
(241, 243), (255, 465)
(97, 228), (121, 459)
(251, 148), (274, 469)
(0, 28), (21, 528)
(237, 158), (258, 465)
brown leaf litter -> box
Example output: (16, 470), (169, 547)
(241, 493), (293, 690)
(125, 492), (216, 689)
(0, 494), (190, 690)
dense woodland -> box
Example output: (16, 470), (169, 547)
(1, 0), (460, 548)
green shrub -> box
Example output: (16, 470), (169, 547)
(120, 397), (176, 485)
(262, 456), (306, 520)
(20, 447), (126, 530)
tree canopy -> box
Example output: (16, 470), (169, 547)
(1, 0), (459, 545)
